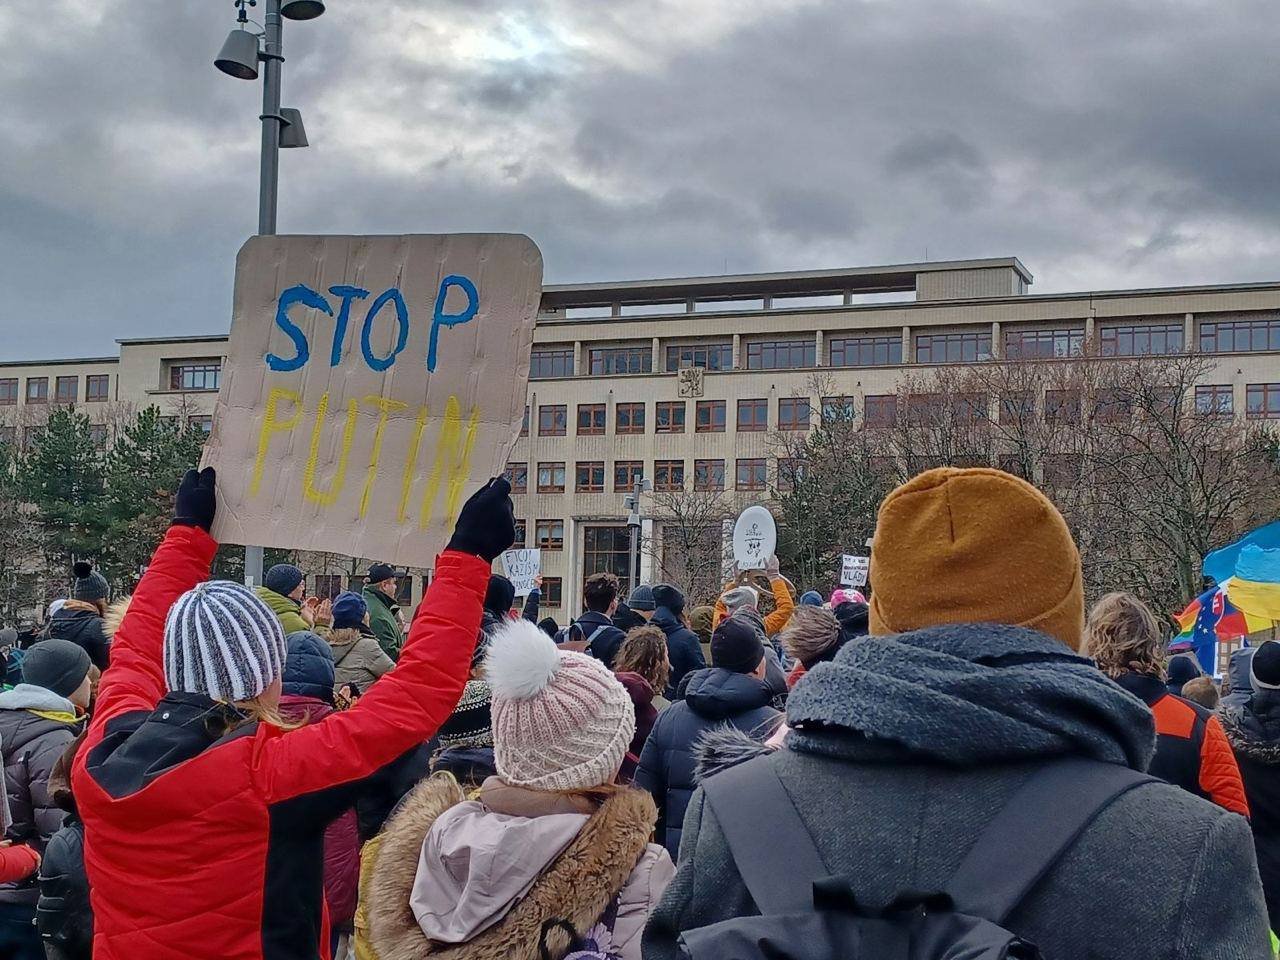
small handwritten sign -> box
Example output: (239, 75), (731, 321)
(841, 554), (869, 587)
(733, 505), (777, 571)
(501, 548), (542, 597)
(203, 234), (543, 567)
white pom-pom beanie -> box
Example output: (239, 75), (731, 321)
(485, 619), (635, 791)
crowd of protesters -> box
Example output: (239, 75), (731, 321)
(0, 464), (1277, 958)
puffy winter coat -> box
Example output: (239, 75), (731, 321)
(253, 586), (313, 636)
(327, 627), (395, 692)
(634, 668), (780, 858)
(1114, 672), (1249, 816)
(71, 524), (488, 960)
(360, 775), (672, 960)
(362, 586), (403, 661)
(38, 818), (91, 960)
(44, 603), (111, 670)
(1224, 690), (1280, 930)
(650, 608), (706, 701)
(0, 685), (84, 905)
(616, 672), (658, 784)
(1224, 647), (1257, 711)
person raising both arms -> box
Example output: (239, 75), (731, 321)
(70, 467), (515, 960)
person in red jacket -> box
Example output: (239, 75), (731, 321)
(1087, 591), (1249, 817)
(70, 468), (514, 960)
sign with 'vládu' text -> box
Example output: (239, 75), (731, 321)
(203, 234), (543, 568)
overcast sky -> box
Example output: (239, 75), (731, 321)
(2, 0), (1278, 360)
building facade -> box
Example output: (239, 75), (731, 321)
(4, 257), (1279, 614)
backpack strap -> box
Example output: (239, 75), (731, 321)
(700, 755), (828, 915)
(945, 758), (1154, 924)
(584, 625), (609, 654)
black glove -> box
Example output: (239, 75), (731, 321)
(446, 477), (515, 562)
(173, 467), (217, 532)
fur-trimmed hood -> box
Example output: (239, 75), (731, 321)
(1222, 692), (1280, 766)
(363, 774), (671, 960)
(693, 725), (778, 783)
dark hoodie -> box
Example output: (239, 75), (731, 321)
(1223, 647), (1257, 711)
(615, 672), (658, 784)
(1223, 689), (1280, 929)
(634, 667), (780, 858)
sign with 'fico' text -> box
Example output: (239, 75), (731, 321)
(203, 234), (543, 568)
(841, 554), (869, 587)
(500, 548), (541, 597)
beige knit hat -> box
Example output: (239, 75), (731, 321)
(484, 619), (636, 791)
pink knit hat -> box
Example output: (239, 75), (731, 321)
(484, 619), (635, 791)
(830, 588), (867, 607)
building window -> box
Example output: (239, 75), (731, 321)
(590, 346), (652, 375)
(1000, 392), (1035, 424)
(513, 519), (527, 548)
(829, 335), (902, 367)
(86, 374), (109, 402)
(313, 575), (344, 599)
(614, 460), (643, 491)
(576, 461), (605, 492)
(666, 343), (732, 371)
(55, 376), (78, 403)
(1093, 389), (1131, 424)
(1099, 322), (1184, 357)
(906, 393), (943, 426)
(1195, 385), (1234, 417)
(821, 396), (856, 423)
(864, 395), (897, 428)
(915, 331), (992, 364)
(26, 377), (48, 404)
(736, 458), (767, 491)
(737, 398), (768, 432)
(745, 339), (816, 370)
(776, 458), (806, 492)
(521, 406), (529, 437)
(656, 401), (686, 434)
(530, 348), (574, 379)
(616, 402), (645, 434)
(538, 404), (567, 436)
(693, 459), (726, 492)
(541, 577), (563, 607)
(537, 462), (566, 493)
(777, 397), (811, 431)
(583, 527), (633, 589)
(953, 393), (988, 424)
(88, 423), (109, 447)
(1004, 327), (1085, 360)
(695, 400), (726, 433)
(169, 362), (221, 391)
(535, 520), (565, 550)
(1201, 315), (1280, 353)
(654, 459), (685, 491)
(0, 379), (16, 405)
(504, 462), (528, 494)
(1246, 383), (1280, 420)
(577, 403), (606, 436)
(187, 416), (213, 434)
(0, 426), (14, 447)
(1044, 389), (1082, 423)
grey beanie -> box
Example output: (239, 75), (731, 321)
(164, 580), (287, 703)
(626, 585), (656, 611)
(722, 585), (759, 614)
(23, 639), (92, 699)
(264, 564), (305, 597)
(72, 561), (110, 603)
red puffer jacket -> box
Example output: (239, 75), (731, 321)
(71, 524), (487, 960)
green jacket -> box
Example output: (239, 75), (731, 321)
(362, 586), (403, 660)
(254, 586), (311, 636)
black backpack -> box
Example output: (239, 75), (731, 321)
(678, 755), (1152, 960)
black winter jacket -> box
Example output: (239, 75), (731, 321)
(634, 667), (780, 859)
(44, 606), (110, 670)
(38, 818), (91, 959)
(0, 687), (84, 905)
(1223, 690), (1280, 930)
(573, 610), (628, 668)
(651, 607), (707, 700)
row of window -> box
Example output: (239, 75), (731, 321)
(530, 398), (811, 437)
(529, 315), (1280, 377)
(0, 374), (111, 406)
(505, 457), (776, 495)
(0, 415), (212, 452)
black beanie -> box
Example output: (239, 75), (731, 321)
(23, 639), (91, 698)
(652, 584), (686, 617)
(485, 575), (516, 616)
(1251, 643), (1280, 691)
(368, 562), (397, 585)
(711, 617), (765, 674)
(72, 561), (110, 603)
(264, 564), (305, 597)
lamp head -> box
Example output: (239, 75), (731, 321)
(281, 0), (325, 19)
(214, 29), (260, 80)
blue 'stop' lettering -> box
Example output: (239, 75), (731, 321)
(428, 275), (480, 373)
(266, 284), (331, 371)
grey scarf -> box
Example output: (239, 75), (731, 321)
(786, 622), (1155, 771)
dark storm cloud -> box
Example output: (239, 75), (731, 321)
(2, 0), (1278, 360)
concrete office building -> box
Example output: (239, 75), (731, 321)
(4, 256), (1279, 614)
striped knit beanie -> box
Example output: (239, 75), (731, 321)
(164, 580), (288, 703)
(437, 678), (494, 750)
(485, 619), (635, 791)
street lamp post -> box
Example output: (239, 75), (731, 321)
(215, 0), (323, 586)
(624, 478), (652, 594)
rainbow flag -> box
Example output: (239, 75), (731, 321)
(1173, 545), (1280, 673)
(1173, 586), (1252, 673)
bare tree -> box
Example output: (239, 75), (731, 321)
(648, 487), (736, 605)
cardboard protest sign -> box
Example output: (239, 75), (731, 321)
(841, 554), (869, 588)
(501, 548), (541, 596)
(732, 505), (776, 571)
(203, 234), (543, 568)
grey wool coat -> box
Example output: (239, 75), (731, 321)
(642, 623), (1271, 960)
